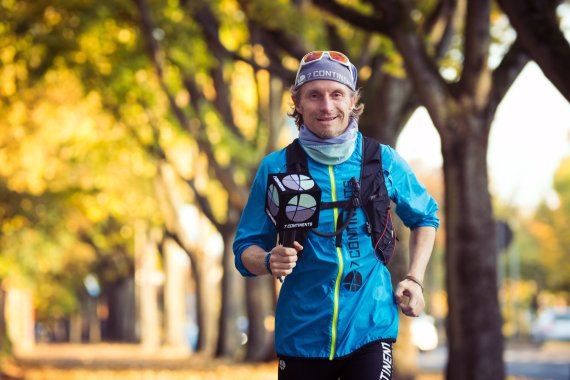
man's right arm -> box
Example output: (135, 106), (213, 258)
(241, 243), (302, 279)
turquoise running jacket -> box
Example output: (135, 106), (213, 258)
(233, 132), (439, 359)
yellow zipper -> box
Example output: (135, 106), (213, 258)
(328, 165), (343, 360)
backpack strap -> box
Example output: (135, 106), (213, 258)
(360, 137), (396, 264)
(283, 136), (394, 263)
(360, 136), (383, 197)
(286, 139), (307, 172)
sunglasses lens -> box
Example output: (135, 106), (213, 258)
(302, 51), (324, 63)
(328, 51), (349, 63)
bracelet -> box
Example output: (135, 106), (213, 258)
(404, 275), (424, 293)
(264, 252), (273, 275)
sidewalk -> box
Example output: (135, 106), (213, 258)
(14, 343), (444, 380)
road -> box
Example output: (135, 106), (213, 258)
(418, 342), (570, 380)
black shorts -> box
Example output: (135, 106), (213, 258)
(277, 341), (394, 380)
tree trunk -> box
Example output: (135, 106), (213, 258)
(164, 240), (190, 351)
(135, 223), (162, 350)
(153, 163), (220, 354)
(244, 276), (275, 362)
(192, 247), (219, 355)
(0, 287), (10, 354)
(106, 278), (136, 342)
(216, 228), (243, 357)
(442, 121), (505, 380)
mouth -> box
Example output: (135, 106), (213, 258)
(317, 115), (338, 122)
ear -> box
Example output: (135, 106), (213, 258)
(349, 92), (357, 111)
(292, 95), (303, 114)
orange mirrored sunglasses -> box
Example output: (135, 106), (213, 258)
(301, 51), (350, 65)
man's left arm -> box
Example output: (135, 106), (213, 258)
(394, 226), (436, 317)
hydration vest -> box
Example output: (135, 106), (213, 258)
(281, 137), (397, 264)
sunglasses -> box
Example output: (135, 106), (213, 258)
(295, 51), (355, 85)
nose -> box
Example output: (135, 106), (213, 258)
(320, 95), (334, 112)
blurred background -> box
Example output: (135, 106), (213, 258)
(1, 1), (569, 379)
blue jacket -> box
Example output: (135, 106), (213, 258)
(233, 132), (439, 359)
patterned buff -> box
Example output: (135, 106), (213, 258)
(298, 119), (358, 165)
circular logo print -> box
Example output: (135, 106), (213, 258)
(342, 270), (363, 292)
(282, 174), (315, 191)
(266, 184), (280, 217)
(285, 194), (317, 222)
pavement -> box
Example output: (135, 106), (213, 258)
(12, 341), (570, 379)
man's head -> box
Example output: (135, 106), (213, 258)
(289, 51), (364, 136)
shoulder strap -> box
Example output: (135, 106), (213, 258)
(286, 138), (307, 172)
(360, 136), (384, 202)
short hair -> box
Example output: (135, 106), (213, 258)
(287, 85), (365, 129)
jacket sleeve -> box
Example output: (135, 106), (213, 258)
(232, 152), (284, 277)
(381, 145), (440, 229)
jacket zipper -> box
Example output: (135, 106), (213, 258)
(328, 165), (343, 360)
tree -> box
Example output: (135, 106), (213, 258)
(308, 1), (538, 379)
(0, 34), (159, 345)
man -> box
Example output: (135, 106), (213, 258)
(233, 51), (439, 380)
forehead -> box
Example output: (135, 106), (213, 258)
(299, 80), (352, 96)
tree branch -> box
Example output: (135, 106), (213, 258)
(486, 39), (530, 131)
(132, 0), (250, 210)
(459, 0), (492, 102)
(312, 0), (392, 33)
(497, 0), (570, 102)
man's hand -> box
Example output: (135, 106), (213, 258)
(269, 241), (303, 279)
(395, 278), (425, 317)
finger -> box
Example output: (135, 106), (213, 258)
(272, 261), (297, 270)
(293, 241), (304, 252)
(277, 246), (299, 257)
(273, 265), (294, 277)
(394, 292), (403, 304)
(272, 253), (298, 265)
(405, 295), (424, 317)
(399, 304), (413, 316)
(394, 284), (410, 302)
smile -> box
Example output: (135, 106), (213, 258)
(317, 116), (338, 121)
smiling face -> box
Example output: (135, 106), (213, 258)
(294, 80), (356, 139)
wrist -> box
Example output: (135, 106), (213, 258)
(264, 252), (273, 275)
(404, 274), (424, 293)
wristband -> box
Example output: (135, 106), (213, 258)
(264, 252), (273, 275)
(404, 275), (424, 293)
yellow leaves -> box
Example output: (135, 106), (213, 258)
(230, 61), (258, 138)
(219, 0), (247, 50)
(196, 72), (216, 101)
(204, 111), (223, 145)
(3, 215), (27, 234)
(77, 20), (138, 76)
(43, 6), (62, 27)
(0, 61), (21, 97)
(117, 28), (134, 44)
(252, 44), (270, 67)
(359, 65), (372, 81)
(175, 89), (190, 108)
